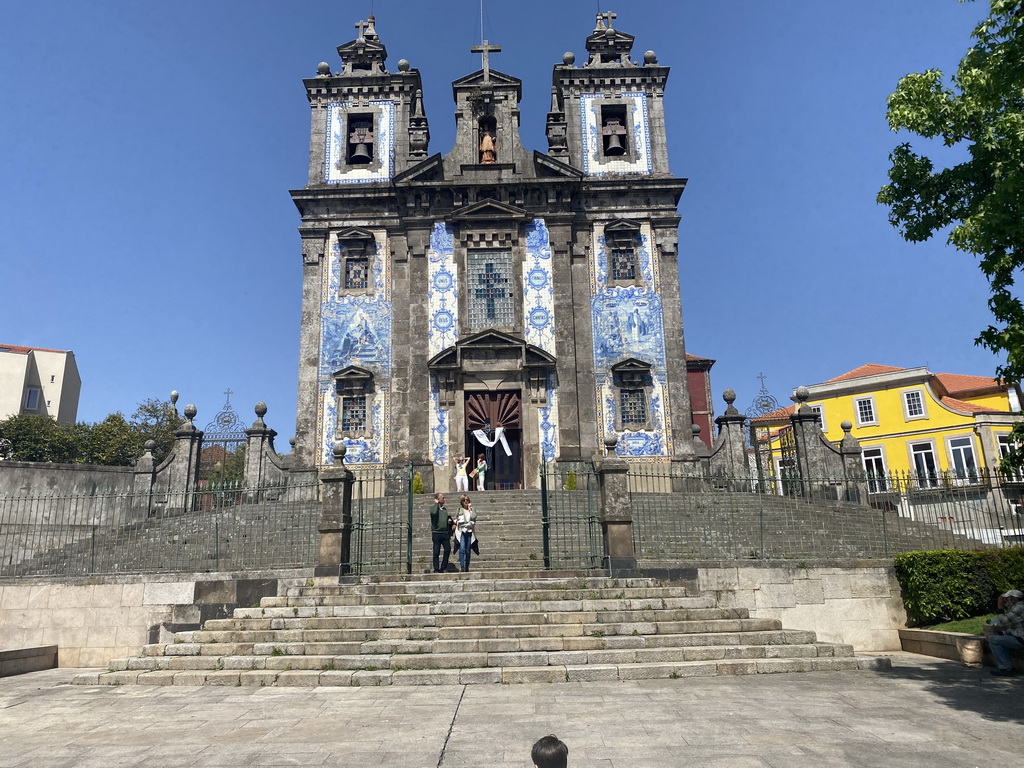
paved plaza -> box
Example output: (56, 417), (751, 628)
(0, 653), (1021, 767)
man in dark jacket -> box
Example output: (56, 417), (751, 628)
(430, 492), (451, 573)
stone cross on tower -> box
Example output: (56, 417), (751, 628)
(471, 40), (501, 84)
(600, 11), (617, 29)
(354, 19), (367, 41)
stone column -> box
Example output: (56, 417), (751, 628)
(838, 420), (867, 503)
(671, 425), (708, 492)
(595, 436), (637, 577)
(244, 401), (278, 497)
(166, 404), (203, 513)
(710, 389), (749, 486)
(317, 442), (354, 578)
(130, 440), (157, 522)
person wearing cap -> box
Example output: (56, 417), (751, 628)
(987, 589), (1024, 676)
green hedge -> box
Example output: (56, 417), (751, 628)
(894, 549), (1024, 625)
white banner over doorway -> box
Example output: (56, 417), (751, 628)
(472, 427), (512, 457)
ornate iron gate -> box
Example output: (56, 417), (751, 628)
(201, 389), (247, 484)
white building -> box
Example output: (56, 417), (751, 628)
(0, 344), (81, 424)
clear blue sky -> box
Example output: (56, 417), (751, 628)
(0, 0), (997, 438)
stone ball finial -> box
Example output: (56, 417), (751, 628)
(691, 424), (702, 437)
(841, 420), (853, 433)
(332, 441), (347, 463)
(794, 386), (809, 403)
(644, 50), (658, 65)
(604, 26), (615, 39)
(170, 390), (179, 405)
(184, 403), (197, 420)
(289, 436), (296, 448)
(397, 59), (410, 72)
(562, 51), (575, 66)
(604, 434), (618, 451)
(144, 439), (156, 451)
(316, 62), (331, 76)
(255, 401), (268, 418)
(722, 388), (736, 405)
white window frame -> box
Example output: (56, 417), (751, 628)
(810, 403), (826, 432)
(862, 446), (888, 493)
(946, 434), (979, 484)
(853, 396), (878, 427)
(997, 433), (1020, 480)
(900, 388), (928, 421)
(23, 388), (40, 411)
(909, 440), (939, 487)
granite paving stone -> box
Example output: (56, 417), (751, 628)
(0, 654), (1021, 766)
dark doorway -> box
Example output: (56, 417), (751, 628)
(464, 390), (522, 489)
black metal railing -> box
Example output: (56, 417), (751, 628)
(347, 465), (413, 575)
(540, 461), (601, 569)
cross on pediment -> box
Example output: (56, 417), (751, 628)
(354, 19), (367, 40)
(471, 40), (501, 83)
(599, 10), (617, 30)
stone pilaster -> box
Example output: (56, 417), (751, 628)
(595, 436), (637, 576)
(244, 402), (278, 494)
(317, 443), (354, 578)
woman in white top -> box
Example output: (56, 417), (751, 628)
(454, 494), (477, 573)
(453, 456), (470, 493)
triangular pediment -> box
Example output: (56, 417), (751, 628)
(336, 38), (386, 58)
(452, 69), (521, 89)
(394, 153), (444, 184)
(533, 151), (584, 179)
(332, 365), (374, 381)
(427, 330), (556, 370)
(450, 199), (530, 222)
(604, 218), (642, 235)
(611, 357), (652, 374)
(335, 227), (375, 242)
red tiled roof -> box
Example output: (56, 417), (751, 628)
(934, 372), (1000, 395)
(685, 353), (714, 362)
(824, 364), (905, 383)
(0, 343), (68, 355)
(939, 395), (1004, 414)
(750, 404), (795, 423)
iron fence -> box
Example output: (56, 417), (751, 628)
(540, 462), (602, 569)
(347, 465), (414, 575)
(627, 464), (1024, 561)
(0, 479), (322, 577)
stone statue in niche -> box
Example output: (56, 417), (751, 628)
(479, 121), (496, 164)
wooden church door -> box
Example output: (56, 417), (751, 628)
(464, 391), (522, 490)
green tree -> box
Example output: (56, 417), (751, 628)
(0, 414), (78, 463)
(878, 1), (1024, 458)
(85, 413), (143, 466)
(129, 398), (181, 464)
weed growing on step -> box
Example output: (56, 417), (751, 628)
(270, 647), (285, 657)
(292, 607), (299, 616)
(590, 629), (605, 638)
(669, 671), (681, 679)
(305, 578), (315, 587)
(325, 662), (336, 671)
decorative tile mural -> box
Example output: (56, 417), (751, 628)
(427, 223), (458, 358)
(539, 371), (559, 462)
(523, 219), (556, 355)
(428, 222), (457, 467)
(318, 231), (392, 467)
(579, 93), (652, 176)
(324, 101), (395, 184)
(590, 223), (672, 458)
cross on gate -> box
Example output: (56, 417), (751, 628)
(223, 387), (234, 405)
(474, 262), (505, 319)
(470, 40), (501, 83)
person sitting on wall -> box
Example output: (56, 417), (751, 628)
(986, 589), (1024, 676)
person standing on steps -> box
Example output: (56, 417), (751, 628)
(471, 453), (488, 491)
(453, 455), (470, 493)
(454, 494), (477, 572)
(429, 492), (451, 573)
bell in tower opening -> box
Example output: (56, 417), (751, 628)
(478, 116), (497, 164)
(348, 116), (374, 164)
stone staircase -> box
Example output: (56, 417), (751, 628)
(410, 491), (546, 573)
(72, 572), (890, 688)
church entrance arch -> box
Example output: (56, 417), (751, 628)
(464, 390), (522, 489)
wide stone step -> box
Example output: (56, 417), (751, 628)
(79, 655), (888, 687)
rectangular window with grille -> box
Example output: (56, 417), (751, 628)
(467, 250), (514, 330)
(344, 255), (369, 290)
(854, 396), (877, 427)
(341, 395), (367, 433)
(620, 388), (647, 426)
(611, 246), (637, 281)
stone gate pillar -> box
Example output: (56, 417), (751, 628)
(594, 436), (637, 577)
(317, 442), (354, 578)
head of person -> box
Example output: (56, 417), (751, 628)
(434, 492), (445, 505)
(478, 454), (485, 462)
(460, 495), (471, 508)
(531, 735), (568, 768)
(1003, 589), (1023, 605)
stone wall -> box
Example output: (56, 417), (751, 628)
(0, 461), (133, 501)
(0, 569), (313, 667)
(697, 561), (906, 651)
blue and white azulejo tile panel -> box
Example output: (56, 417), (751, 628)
(579, 92), (652, 176)
(324, 101), (395, 183)
(429, 374), (449, 468)
(590, 223), (672, 458)
(539, 371), (559, 463)
(523, 219), (555, 355)
(317, 231), (392, 467)
(427, 222), (458, 358)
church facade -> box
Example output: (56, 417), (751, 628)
(291, 12), (695, 489)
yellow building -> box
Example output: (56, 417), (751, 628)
(753, 364), (1022, 485)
